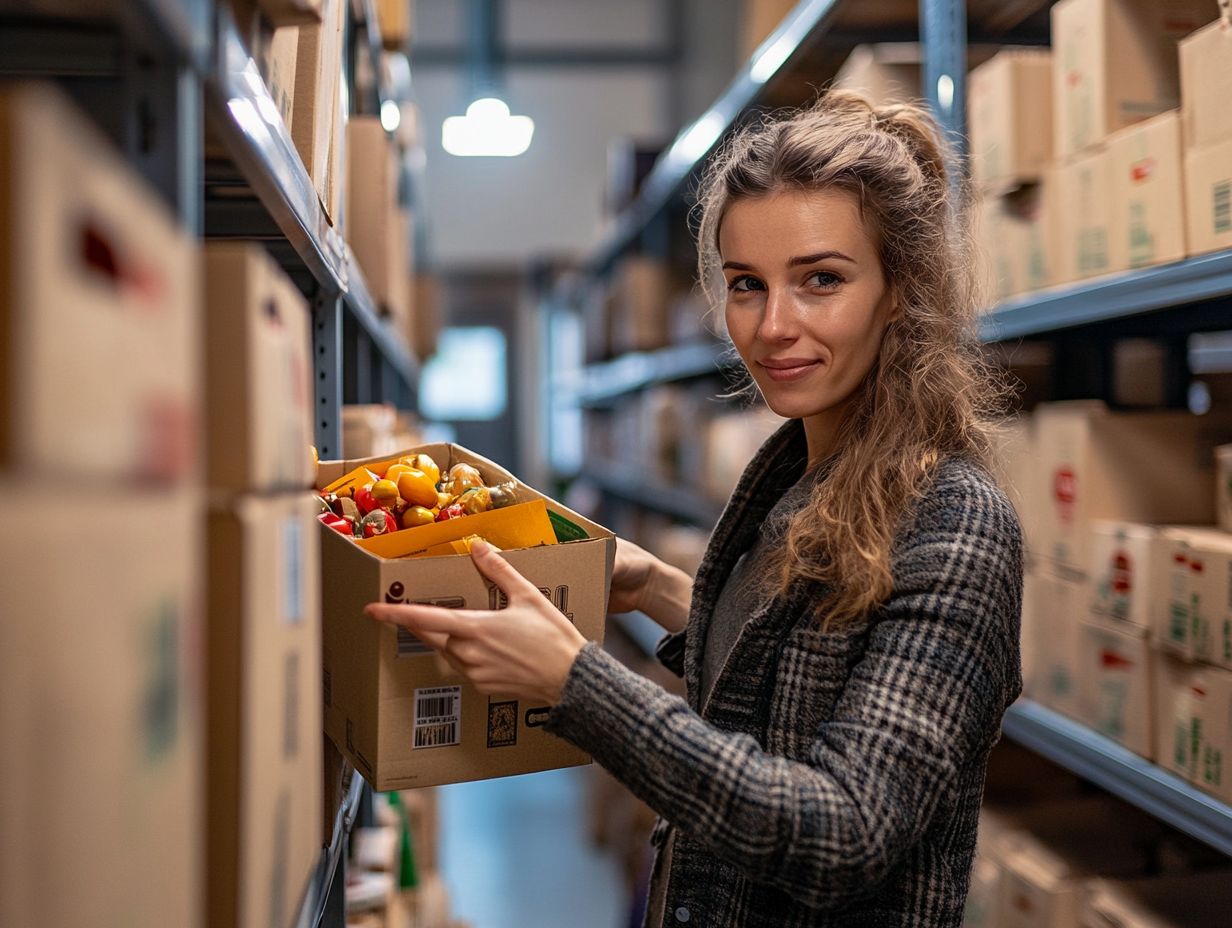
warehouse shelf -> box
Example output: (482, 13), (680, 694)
(578, 341), (738, 406)
(567, 0), (844, 285)
(206, 4), (417, 385)
(294, 768), (366, 928)
(980, 250), (1232, 343)
(1002, 699), (1232, 857)
(583, 462), (725, 527)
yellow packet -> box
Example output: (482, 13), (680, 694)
(356, 499), (558, 559)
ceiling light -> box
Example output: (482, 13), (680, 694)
(442, 97), (534, 157)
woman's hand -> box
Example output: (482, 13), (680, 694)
(363, 540), (586, 705)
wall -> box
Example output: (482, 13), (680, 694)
(412, 0), (740, 270)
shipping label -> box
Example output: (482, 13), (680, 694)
(413, 685), (462, 749)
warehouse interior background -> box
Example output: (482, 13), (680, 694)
(7, 0), (1232, 926)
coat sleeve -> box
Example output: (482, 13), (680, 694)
(654, 630), (686, 678)
(544, 477), (1023, 910)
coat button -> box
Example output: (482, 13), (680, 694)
(674, 906), (691, 923)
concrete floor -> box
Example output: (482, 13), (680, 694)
(438, 766), (627, 928)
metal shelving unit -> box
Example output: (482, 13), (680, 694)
(583, 461), (725, 527)
(576, 340), (737, 407)
(1003, 700), (1232, 856)
(3, 2), (413, 925)
(980, 251), (1232, 343)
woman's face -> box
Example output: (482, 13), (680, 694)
(720, 188), (895, 424)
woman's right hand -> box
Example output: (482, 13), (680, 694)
(607, 537), (658, 615)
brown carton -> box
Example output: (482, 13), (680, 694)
(293, 0), (346, 223)
(831, 44), (921, 107)
(257, 25), (299, 130)
(739, 0), (797, 60)
(1032, 402), (1228, 575)
(1054, 148), (1120, 283)
(611, 256), (673, 354)
(1179, 19), (1232, 149)
(1219, 445), (1232, 533)
(1153, 527), (1232, 666)
(1023, 566), (1088, 719)
(1183, 137), (1232, 256)
(969, 49), (1053, 191)
(258, 0), (321, 26)
(1088, 520), (1176, 632)
(346, 118), (410, 322)
(207, 494), (323, 928)
(1051, 0), (1213, 159)
(0, 82), (200, 484)
(0, 486), (203, 928)
(376, 0), (412, 50)
(1192, 664), (1232, 803)
(316, 443), (616, 789)
(977, 180), (1057, 301)
(1107, 111), (1187, 270)
(1077, 619), (1153, 758)
(1081, 871), (1232, 928)
(204, 243), (315, 493)
(1153, 650), (1203, 781)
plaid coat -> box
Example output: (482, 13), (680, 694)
(546, 419), (1023, 927)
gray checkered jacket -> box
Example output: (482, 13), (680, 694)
(546, 419), (1023, 927)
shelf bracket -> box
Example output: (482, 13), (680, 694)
(314, 290), (344, 460)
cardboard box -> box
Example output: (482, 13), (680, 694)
(207, 494), (323, 928)
(0, 486), (203, 928)
(1082, 871), (1232, 928)
(1077, 619), (1153, 757)
(1192, 664), (1232, 802)
(204, 243), (314, 493)
(1032, 401), (1229, 575)
(257, 25), (299, 130)
(1155, 527), (1232, 666)
(1179, 19), (1232, 150)
(739, 0), (797, 59)
(611, 256), (673, 354)
(376, 0), (412, 49)
(293, 0), (346, 223)
(258, 0), (320, 26)
(1088, 521), (1174, 631)
(977, 180), (1056, 301)
(992, 417), (1044, 559)
(1054, 148), (1121, 283)
(1024, 567), (1088, 719)
(1051, 0), (1214, 159)
(410, 272), (442, 363)
(1153, 650), (1202, 780)
(1107, 110), (1187, 270)
(0, 82), (200, 484)
(346, 118), (410, 322)
(1183, 137), (1232, 256)
(996, 800), (1154, 928)
(831, 44), (921, 107)
(1219, 445), (1232, 533)
(969, 49), (1053, 191)
(317, 443), (616, 789)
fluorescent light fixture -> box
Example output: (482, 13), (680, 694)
(750, 33), (794, 83)
(673, 111), (726, 164)
(441, 97), (534, 157)
(380, 99), (401, 133)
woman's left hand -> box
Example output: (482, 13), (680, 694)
(363, 540), (588, 705)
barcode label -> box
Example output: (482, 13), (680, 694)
(395, 597), (466, 657)
(1214, 180), (1231, 234)
(413, 686), (461, 750)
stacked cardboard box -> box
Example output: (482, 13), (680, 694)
(0, 82), (204, 927)
(968, 50), (1055, 300)
(293, 0), (347, 224)
(203, 243), (323, 928)
(610, 256), (676, 355)
(1180, 20), (1232, 256)
(831, 44), (921, 106)
(347, 117), (411, 325)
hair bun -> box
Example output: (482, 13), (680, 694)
(869, 100), (951, 190)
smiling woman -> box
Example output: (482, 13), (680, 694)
(370, 90), (1023, 928)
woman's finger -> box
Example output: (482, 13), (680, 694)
(468, 539), (542, 602)
(364, 602), (470, 640)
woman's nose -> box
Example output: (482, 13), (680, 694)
(756, 288), (798, 342)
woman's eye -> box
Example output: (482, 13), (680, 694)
(727, 275), (764, 293)
(808, 271), (843, 288)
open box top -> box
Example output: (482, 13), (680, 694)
(316, 442), (614, 559)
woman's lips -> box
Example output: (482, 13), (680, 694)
(758, 359), (821, 382)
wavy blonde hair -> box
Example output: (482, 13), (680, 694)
(695, 90), (1003, 627)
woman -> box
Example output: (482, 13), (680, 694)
(366, 91), (1023, 928)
